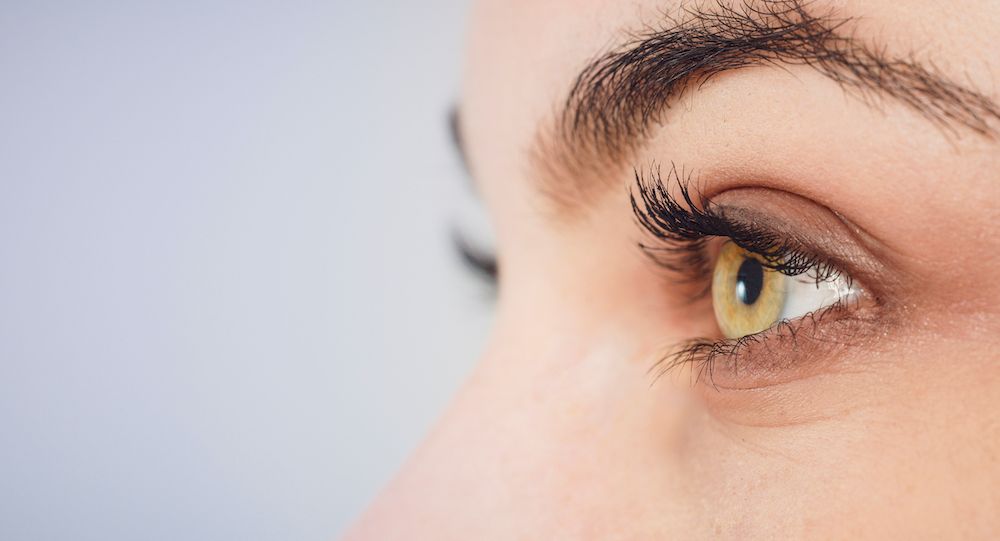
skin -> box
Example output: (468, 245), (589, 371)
(345, 1), (1000, 538)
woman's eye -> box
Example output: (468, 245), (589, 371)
(711, 241), (857, 339)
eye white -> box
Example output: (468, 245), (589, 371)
(778, 272), (858, 321)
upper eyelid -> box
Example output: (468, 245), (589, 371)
(631, 165), (853, 280)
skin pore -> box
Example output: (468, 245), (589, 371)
(345, 1), (1000, 539)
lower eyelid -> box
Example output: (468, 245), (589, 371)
(644, 237), (876, 387)
(666, 299), (880, 391)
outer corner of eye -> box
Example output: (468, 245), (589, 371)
(711, 241), (858, 340)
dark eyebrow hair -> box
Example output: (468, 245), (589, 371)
(537, 0), (1000, 209)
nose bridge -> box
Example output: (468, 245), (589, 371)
(343, 315), (697, 540)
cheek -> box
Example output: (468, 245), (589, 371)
(686, 336), (1000, 537)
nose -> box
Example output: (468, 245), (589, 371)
(341, 316), (697, 540)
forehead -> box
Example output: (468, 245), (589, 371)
(460, 0), (1000, 196)
(461, 0), (641, 188)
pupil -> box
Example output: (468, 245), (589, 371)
(736, 257), (764, 305)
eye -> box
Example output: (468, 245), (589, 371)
(711, 241), (857, 339)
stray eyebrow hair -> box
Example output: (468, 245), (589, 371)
(537, 0), (1000, 209)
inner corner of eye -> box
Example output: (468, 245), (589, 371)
(710, 242), (856, 340)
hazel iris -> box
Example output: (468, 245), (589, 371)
(712, 242), (787, 339)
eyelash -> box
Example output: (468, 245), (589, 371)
(631, 163), (844, 289)
(452, 227), (499, 282)
(631, 163), (858, 386)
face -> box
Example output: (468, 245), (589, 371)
(346, 1), (1000, 538)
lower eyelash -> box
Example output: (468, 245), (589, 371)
(648, 298), (861, 388)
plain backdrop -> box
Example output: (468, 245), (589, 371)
(0, 2), (491, 539)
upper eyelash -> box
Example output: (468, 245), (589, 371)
(630, 162), (844, 289)
(452, 227), (500, 283)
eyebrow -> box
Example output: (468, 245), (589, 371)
(449, 107), (470, 175)
(534, 0), (1000, 209)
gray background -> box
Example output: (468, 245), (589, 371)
(0, 1), (490, 539)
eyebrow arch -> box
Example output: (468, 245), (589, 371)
(539, 0), (1000, 209)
